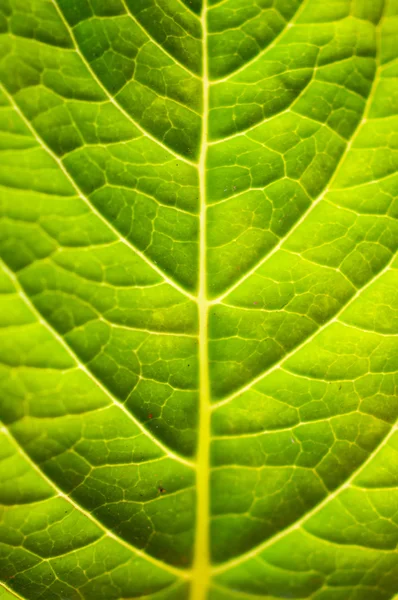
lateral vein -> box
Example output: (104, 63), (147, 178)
(50, 0), (198, 167)
(211, 5), (388, 410)
(212, 420), (397, 574)
(119, 0), (201, 78)
(0, 85), (196, 303)
(213, 251), (396, 410)
(210, 0), (307, 83)
(1, 426), (189, 579)
(210, 32), (385, 305)
(0, 259), (195, 470)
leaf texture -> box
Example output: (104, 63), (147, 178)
(0, 0), (397, 599)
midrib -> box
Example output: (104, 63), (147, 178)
(192, 1), (210, 599)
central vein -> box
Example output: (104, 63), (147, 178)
(192, 1), (210, 599)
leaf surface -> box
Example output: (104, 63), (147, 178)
(0, 0), (397, 599)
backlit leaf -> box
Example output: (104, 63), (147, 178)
(0, 1), (397, 599)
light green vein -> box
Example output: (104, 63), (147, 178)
(0, 85), (196, 303)
(0, 426), (189, 579)
(210, 19), (383, 305)
(212, 419), (397, 574)
(0, 259), (195, 470)
(213, 250), (396, 410)
(119, 0), (201, 78)
(210, 0), (307, 83)
(51, 0), (197, 166)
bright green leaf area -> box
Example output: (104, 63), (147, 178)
(0, 0), (397, 599)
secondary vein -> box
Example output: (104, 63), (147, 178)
(212, 420), (397, 574)
(0, 85), (196, 303)
(210, 26), (385, 305)
(0, 259), (195, 470)
(1, 426), (189, 580)
(51, 0), (198, 167)
(213, 250), (396, 411)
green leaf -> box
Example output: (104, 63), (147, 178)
(0, 1), (397, 599)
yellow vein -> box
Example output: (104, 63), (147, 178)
(1, 259), (195, 470)
(213, 250), (396, 410)
(0, 85), (196, 303)
(191, 2), (211, 600)
(1, 426), (189, 579)
(51, 0), (197, 167)
(212, 419), (397, 574)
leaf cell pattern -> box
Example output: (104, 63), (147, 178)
(0, 0), (397, 599)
